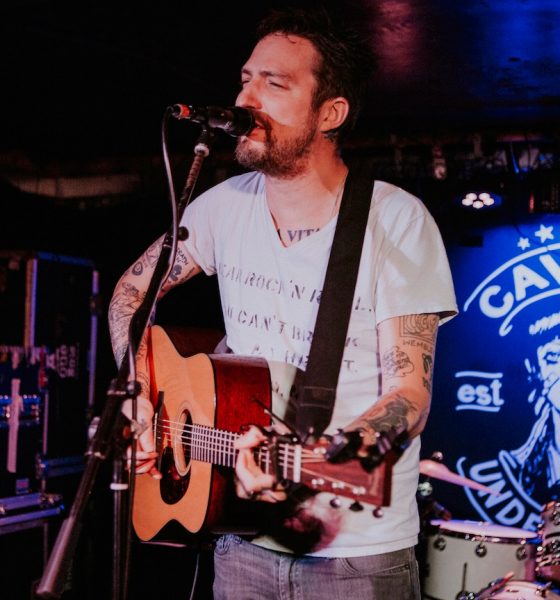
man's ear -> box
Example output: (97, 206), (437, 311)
(319, 97), (350, 134)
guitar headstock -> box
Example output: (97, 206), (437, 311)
(257, 427), (406, 510)
(297, 439), (390, 508)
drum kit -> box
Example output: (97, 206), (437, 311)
(418, 457), (560, 599)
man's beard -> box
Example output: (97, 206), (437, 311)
(235, 114), (318, 178)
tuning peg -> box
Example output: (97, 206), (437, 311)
(349, 500), (364, 512)
(330, 496), (342, 509)
(372, 506), (384, 518)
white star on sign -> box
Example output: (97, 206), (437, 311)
(517, 237), (530, 250)
(535, 224), (554, 243)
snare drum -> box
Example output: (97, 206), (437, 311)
(478, 579), (560, 599)
(422, 520), (537, 600)
(536, 501), (560, 583)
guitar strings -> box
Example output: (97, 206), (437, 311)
(158, 425), (322, 462)
(152, 418), (373, 498)
(155, 418), (323, 464)
(156, 418), (319, 459)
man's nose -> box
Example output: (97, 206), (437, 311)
(236, 81), (261, 110)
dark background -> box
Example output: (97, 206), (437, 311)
(2, 0), (559, 383)
(1, 1), (559, 598)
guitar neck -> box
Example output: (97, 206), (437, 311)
(159, 419), (302, 483)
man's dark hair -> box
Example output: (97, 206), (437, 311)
(256, 5), (375, 145)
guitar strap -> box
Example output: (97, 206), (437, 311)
(292, 165), (374, 440)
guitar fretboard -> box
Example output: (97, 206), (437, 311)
(157, 420), (302, 482)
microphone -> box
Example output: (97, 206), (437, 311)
(170, 104), (254, 137)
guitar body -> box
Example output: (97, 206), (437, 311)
(132, 325), (271, 541)
(133, 325), (394, 543)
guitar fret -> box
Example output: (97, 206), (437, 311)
(229, 432), (237, 468)
(187, 425), (239, 467)
(217, 428), (223, 466)
(206, 426), (211, 463)
(293, 444), (301, 483)
(201, 425), (206, 462)
(193, 424), (199, 461)
(220, 428), (228, 466)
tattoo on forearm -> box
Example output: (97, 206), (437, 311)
(359, 394), (416, 434)
(382, 346), (414, 377)
(129, 239), (164, 278)
(109, 282), (146, 365)
(137, 369), (150, 399)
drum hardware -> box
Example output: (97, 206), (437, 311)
(476, 542), (488, 557)
(473, 580), (557, 599)
(535, 501), (560, 584)
(433, 535), (446, 551)
(456, 570), (514, 600)
(422, 520), (538, 600)
(419, 459), (499, 495)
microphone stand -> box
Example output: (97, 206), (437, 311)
(35, 124), (215, 600)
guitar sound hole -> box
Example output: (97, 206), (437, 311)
(160, 411), (192, 505)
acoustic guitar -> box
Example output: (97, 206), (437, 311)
(132, 325), (393, 541)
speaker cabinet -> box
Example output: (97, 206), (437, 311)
(0, 250), (98, 496)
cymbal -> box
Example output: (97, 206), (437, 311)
(419, 459), (499, 495)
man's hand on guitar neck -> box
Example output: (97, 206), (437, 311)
(234, 425), (287, 503)
(122, 395), (161, 479)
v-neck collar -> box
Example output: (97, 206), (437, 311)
(260, 188), (339, 253)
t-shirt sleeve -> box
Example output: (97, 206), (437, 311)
(375, 202), (458, 325)
(180, 189), (219, 276)
(179, 173), (262, 276)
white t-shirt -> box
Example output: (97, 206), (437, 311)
(182, 171), (457, 557)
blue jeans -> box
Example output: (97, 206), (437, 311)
(213, 535), (421, 599)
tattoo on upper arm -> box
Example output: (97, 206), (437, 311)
(382, 346), (414, 377)
(400, 314), (437, 341)
(360, 394), (416, 434)
(422, 352), (434, 393)
(399, 314), (438, 352)
(176, 247), (190, 266)
(162, 248), (196, 288)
